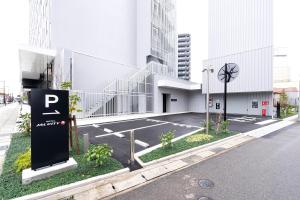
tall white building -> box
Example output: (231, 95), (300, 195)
(20, 0), (203, 118)
(203, 0), (274, 116)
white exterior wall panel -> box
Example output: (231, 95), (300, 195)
(208, 0), (273, 58)
(209, 92), (273, 116)
(50, 0), (138, 68)
(205, 0), (273, 94)
(203, 47), (273, 94)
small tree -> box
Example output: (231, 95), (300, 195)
(160, 130), (175, 149)
(61, 81), (82, 115)
(18, 113), (31, 136)
(219, 120), (230, 134)
(202, 118), (213, 133)
(61, 81), (81, 154)
(279, 91), (288, 117)
(85, 144), (112, 166)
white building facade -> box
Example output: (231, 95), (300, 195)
(20, 0), (203, 118)
(203, 0), (274, 116)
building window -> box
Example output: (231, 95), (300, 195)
(152, 25), (159, 41)
(153, 0), (160, 16)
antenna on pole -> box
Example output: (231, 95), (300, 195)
(217, 63), (239, 121)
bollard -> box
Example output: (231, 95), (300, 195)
(83, 134), (90, 153)
(130, 130), (135, 165)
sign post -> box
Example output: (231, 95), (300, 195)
(217, 63), (239, 121)
(31, 89), (69, 170)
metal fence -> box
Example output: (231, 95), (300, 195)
(73, 62), (176, 118)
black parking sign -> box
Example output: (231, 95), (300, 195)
(31, 89), (69, 170)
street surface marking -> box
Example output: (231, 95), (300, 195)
(95, 133), (114, 138)
(147, 119), (200, 128)
(92, 124), (100, 128)
(135, 140), (150, 148)
(228, 116), (257, 123)
(104, 128), (113, 133)
(117, 122), (169, 134)
(113, 133), (125, 138)
(255, 119), (277, 125)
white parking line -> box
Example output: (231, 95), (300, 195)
(95, 122), (169, 138)
(113, 133), (125, 138)
(92, 124), (100, 128)
(104, 128), (113, 133)
(147, 119), (200, 128)
(117, 122), (169, 134)
(135, 140), (150, 148)
(79, 118), (146, 128)
(95, 133), (114, 138)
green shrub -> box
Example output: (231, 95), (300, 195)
(202, 119), (214, 131)
(60, 81), (82, 115)
(18, 113), (31, 136)
(186, 134), (213, 143)
(220, 120), (230, 134)
(160, 130), (175, 149)
(14, 148), (31, 173)
(85, 144), (112, 166)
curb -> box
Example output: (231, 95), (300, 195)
(14, 168), (130, 200)
(135, 133), (245, 167)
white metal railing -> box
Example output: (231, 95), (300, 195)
(74, 90), (153, 118)
(74, 61), (176, 118)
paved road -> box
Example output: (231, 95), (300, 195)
(113, 122), (300, 200)
(0, 103), (19, 174)
(80, 113), (273, 168)
(0, 103), (19, 135)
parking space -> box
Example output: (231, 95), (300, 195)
(78, 112), (275, 168)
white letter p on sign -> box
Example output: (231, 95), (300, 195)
(45, 95), (59, 108)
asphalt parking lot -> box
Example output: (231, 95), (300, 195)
(78, 112), (274, 168)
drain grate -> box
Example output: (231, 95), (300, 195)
(198, 197), (213, 200)
(198, 179), (214, 189)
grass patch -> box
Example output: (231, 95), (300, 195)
(280, 111), (297, 119)
(0, 133), (123, 200)
(140, 130), (238, 163)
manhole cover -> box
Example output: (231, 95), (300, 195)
(198, 179), (214, 189)
(198, 197), (213, 200)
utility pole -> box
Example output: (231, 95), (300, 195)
(298, 80), (300, 121)
(0, 80), (6, 106)
(203, 65), (214, 134)
(224, 63), (228, 121)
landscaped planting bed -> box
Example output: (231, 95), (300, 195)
(140, 130), (238, 163)
(0, 133), (123, 199)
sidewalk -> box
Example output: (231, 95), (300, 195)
(0, 103), (20, 174)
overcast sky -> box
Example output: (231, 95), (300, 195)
(0, 0), (299, 95)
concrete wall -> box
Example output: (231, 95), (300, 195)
(205, 0), (273, 95)
(71, 52), (137, 91)
(203, 46), (273, 94)
(208, 92), (273, 116)
(208, 0), (273, 58)
(50, 0), (138, 68)
(188, 91), (206, 113)
(154, 87), (190, 113)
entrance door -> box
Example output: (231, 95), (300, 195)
(163, 93), (167, 113)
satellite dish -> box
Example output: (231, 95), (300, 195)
(217, 63), (239, 83)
